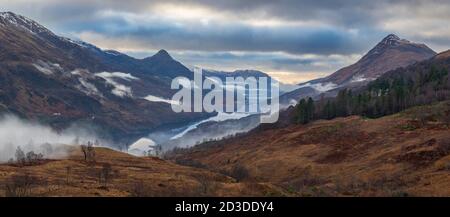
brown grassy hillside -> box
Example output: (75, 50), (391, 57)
(166, 101), (450, 196)
(1, 102), (449, 197)
(0, 147), (288, 197)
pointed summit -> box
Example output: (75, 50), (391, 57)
(378, 34), (409, 46)
(147, 49), (173, 62)
(141, 49), (192, 79)
(155, 49), (170, 57)
(382, 34), (401, 42)
(361, 34), (433, 62)
(321, 34), (436, 85)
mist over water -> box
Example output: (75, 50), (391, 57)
(0, 114), (103, 162)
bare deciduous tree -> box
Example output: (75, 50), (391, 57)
(81, 145), (88, 161)
(81, 141), (96, 162)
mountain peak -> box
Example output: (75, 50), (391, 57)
(145, 49), (173, 62)
(383, 34), (400, 41)
(322, 34), (436, 85)
(0, 11), (52, 35)
(363, 34), (427, 60)
(154, 49), (172, 59)
(378, 34), (410, 46)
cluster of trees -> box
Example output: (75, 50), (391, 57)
(10, 146), (44, 166)
(294, 64), (450, 124)
(294, 98), (315, 124)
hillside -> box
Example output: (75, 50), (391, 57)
(0, 11), (281, 145)
(282, 34), (436, 104)
(166, 101), (450, 196)
(325, 34), (436, 85)
(0, 146), (288, 197)
(0, 11), (210, 143)
(290, 48), (450, 125)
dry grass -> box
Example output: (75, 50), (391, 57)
(2, 102), (449, 197)
(166, 101), (450, 196)
(0, 146), (289, 197)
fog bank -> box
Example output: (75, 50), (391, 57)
(0, 114), (102, 162)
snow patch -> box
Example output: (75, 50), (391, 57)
(350, 75), (367, 83)
(96, 72), (139, 81)
(298, 82), (338, 92)
(70, 69), (82, 76)
(95, 72), (139, 97)
(104, 50), (122, 56)
(77, 78), (102, 97)
(32, 60), (63, 75)
(60, 37), (98, 50)
(143, 95), (180, 105)
(33, 64), (53, 75)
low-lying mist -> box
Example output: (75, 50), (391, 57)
(161, 114), (261, 151)
(0, 114), (103, 162)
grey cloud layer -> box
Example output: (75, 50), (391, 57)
(1, 0), (449, 81)
(4, 0), (448, 54)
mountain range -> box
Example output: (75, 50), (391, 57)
(166, 47), (450, 196)
(1, 10), (450, 197)
(0, 11), (444, 151)
(0, 12), (282, 145)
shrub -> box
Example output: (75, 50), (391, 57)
(5, 173), (37, 197)
(229, 165), (250, 182)
(195, 173), (214, 196)
(100, 163), (112, 187)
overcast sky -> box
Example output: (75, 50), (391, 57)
(1, 0), (450, 83)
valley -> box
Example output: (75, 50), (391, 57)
(1, 101), (449, 197)
(0, 10), (449, 198)
(166, 101), (450, 196)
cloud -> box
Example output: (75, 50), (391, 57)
(1, 0), (449, 82)
(68, 10), (367, 56)
(164, 51), (360, 84)
(2, 0), (449, 51)
(0, 114), (103, 162)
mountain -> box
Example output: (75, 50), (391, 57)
(436, 49), (450, 60)
(0, 12), (283, 145)
(157, 35), (437, 148)
(165, 46), (450, 196)
(290, 49), (450, 124)
(282, 34), (436, 104)
(326, 34), (436, 85)
(204, 69), (270, 78)
(141, 49), (194, 82)
(0, 12), (210, 143)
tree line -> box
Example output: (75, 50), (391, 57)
(294, 64), (450, 124)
